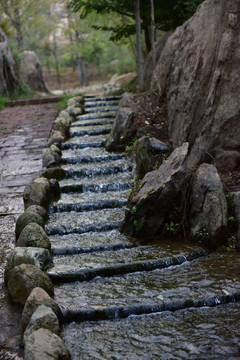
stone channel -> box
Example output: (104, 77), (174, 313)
(45, 96), (240, 359)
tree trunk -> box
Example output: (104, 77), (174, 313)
(150, 0), (156, 67)
(77, 56), (88, 86)
(53, 31), (61, 87)
(14, 7), (24, 50)
(134, 0), (144, 91)
(144, 26), (151, 54)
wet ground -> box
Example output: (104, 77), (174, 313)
(0, 103), (57, 359)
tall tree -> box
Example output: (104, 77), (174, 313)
(133, 0), (143, 90)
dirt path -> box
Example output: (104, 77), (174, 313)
(0, 103), (57, 359)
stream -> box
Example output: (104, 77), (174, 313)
(44, 96), (240, 359)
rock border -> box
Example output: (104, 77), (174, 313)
(3, 95), (85, 359)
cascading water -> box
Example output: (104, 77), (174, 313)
(46, 95), (240, 359)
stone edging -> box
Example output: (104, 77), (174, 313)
(3, 95), (85, 359)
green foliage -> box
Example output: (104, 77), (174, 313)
(56, 93), (82, 113)
(165, 221), (179, 235)
(125, 137), (138, 154)
(0, 97), (8, 110)
(146, 187), (154, 195)
(193, 226), (209, 244)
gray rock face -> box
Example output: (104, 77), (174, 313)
(143, 31), (173, 90)
(152, 0), (240, 171)
(4, 247), (52, 284)
(121, 143), (189, 239)
(24, 328), (71, 360)
(7, 264), (54, 305)
(106, 108), (135, 151)
(23, 305), (60, 343)
(17, 223), (51, 250)
(231, 192), (240, 249)
(0, 28), (19, 96)
(118, 93), (134, 107)
(189, 163), (227, 248)
(15, 212), (44, 239)
(22, 287), (61, 331)
(20, 51), (48, 92)
(23, 177), (52, 210)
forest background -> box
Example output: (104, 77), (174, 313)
(0, 0), (204, 94)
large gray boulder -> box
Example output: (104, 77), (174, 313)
(152, 0), (240, 171)
(16, 223), (51, 250)
(0, 29), (19, 96)
(189, 163), (228, 248)
(23, 177), (53, 210)
(22, 287), (61, 331)
(121, 142), (189, 239)
(24, 328), (71, 360)
(23, 305), (60, 343)
(4, 247), (52, 284)
(15, 212), (44, 239)
(7, 264), (54, 305)
(20, 51), (48, 92)
(106, 108), (135, 151)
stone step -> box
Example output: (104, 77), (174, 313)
(61, 154), (124, 165)
(51, 189), (129, 207)
(76, 113), (115, 121)
(69, 127), (111, 138)
(85, 101), (119, 108)
(49, 198), (127, 214)
(71, 119), (113, 127)
(86, 107), (118, 114)
(84, 96), (121, 102)
(50, 243), (206, 276)
(61, 302), (240, 360)
(63, 164), (132, 179)
(45, 208), (125, 236)
(61, 147), (114, 158)
(59, 172), (132, 191)
(52, 251), (240, 322)
(50, 229), (134, 255)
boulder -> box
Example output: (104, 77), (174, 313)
(47, 131), (65, 147)
(214, 149), (240, 172)
(135, 136), (152, 179)
(24, 328), (71, 360)
(106, 108), (135, 151)
(4, 247), (52, 284)
(25, 205), (49, 221)
(16, 223), (51, 250)
(134, 136), (170, 178)
(189, 163), (227, 248)
(42, 148), (61, 169)
(22, 287), (61, 331)
(15, 212), (44, 239)
(67, 96), (84, 107)
(41, 167), (65, 181)
(121, 142), (189, 239)
(7, 264), (54, 305)
(23, 305), (60, 343)
(118, 93), (134, 107)
(67, 106), (83, 117)
(52, 117), (71, 138)
(0, 28), (19, 96)
(23, 177), (52, 210)
(20, 51), (48, 92)
(152, 0), (240, 171)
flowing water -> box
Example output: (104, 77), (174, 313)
(46, 96), (240, 359)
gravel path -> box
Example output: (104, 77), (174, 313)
(0, 102), (57, 359)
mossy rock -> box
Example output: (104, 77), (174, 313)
(7, 264), (54, 305)
(15, 212), (44, 240)
(16, 223), (51, 250)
